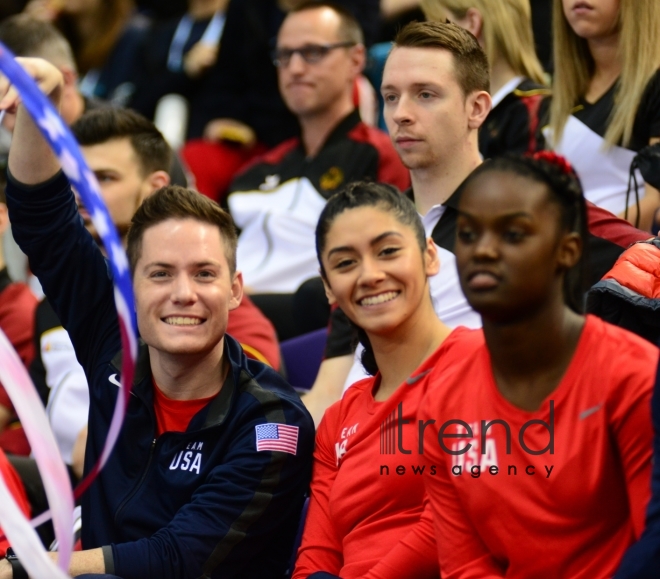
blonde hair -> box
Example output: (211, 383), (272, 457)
(421, 0), (546, 86)
(550, 0), (660, 147)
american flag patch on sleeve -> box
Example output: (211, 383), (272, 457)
(255, 423), (299, 455)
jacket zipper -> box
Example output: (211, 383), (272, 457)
(114, 438), (157, 525)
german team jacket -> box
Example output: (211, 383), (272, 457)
(5, 171), (315, 579)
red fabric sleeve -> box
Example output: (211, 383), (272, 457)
(586, 201), (652, 248)
(226, 295), (281, 371)
(292, 407), (344, 579)
(0, 449), (31, 556)
(361, 496), (439, 579)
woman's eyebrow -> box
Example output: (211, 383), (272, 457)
(326, 231), (403, 258)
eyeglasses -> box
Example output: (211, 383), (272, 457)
(271, 42), (356, 67)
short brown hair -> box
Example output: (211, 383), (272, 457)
(393, 21), (489, 96)
(71, 108), (172, 178)
(0, 14), (76, 70)
(126, 186), (238, 275)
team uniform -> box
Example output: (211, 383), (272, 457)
(6, 171), (314, 579)
(419, 316), (659, 579)
(293, 345), (448, 579)
(547, 71), (660, 216)
(479, 77), (550, 159)
(227, 110), (410, 294)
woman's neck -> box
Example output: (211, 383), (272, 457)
(371, 297), (451, 401)
(490, 57), (519, 100)
(483, 298), (585, 411)
(586, 33), (622, 102)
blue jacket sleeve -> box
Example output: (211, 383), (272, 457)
(5, 171), (121, 375)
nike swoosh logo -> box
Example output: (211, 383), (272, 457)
(579, 403), (603, 420)
(109, 373), (121, 388)
(406, 369), (431, 385)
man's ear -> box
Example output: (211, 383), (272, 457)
(351, 43), (367, 76)
(146, 170), (170, 194)
(228, 270), (244, 311)
(466, 90), (492, 130)
(60, 65), (78, 88)
(0, 203), (8, 237)
(139, 170), (171, 206)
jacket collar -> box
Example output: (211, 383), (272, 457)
(111, 334), (248, 430)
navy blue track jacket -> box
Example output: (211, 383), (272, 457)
(6, 171), (314, 579)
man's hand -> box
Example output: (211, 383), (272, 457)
(203, 118), (257, 147)
(3, 57), (64, 185)
(183, 42), (219, 79)
(0, 549), (106, 577)
(0, 57), (64, 116)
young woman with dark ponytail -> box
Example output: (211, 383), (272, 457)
(419, 152), (659, 578)
(292, 182), (452, 579)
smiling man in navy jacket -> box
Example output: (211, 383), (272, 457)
(0, 57), (314, 579)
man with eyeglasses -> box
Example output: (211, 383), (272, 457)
(225, 2), (409, 340)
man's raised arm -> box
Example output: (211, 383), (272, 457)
(1, 57), (63, 184)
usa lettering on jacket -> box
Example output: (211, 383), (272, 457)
(169, 441), (204, 474)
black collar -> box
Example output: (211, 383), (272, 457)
(0, 268), (12, 295)
(308, 109), (361, 156)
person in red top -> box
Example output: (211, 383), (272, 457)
(293, 181), (451, 579)
(419, 153), (660, 579)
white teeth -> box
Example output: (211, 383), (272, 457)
(360, 291), (399, 306)
(164, 317), (202, 326)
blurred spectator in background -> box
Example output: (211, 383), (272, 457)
(0, 14), (103, 128)
(23, 0), (149, 105)
(422, 0), (549, 158)
(182, 0), (380, 202)
(226, 2), (408, 340)
(548, 0), (660, 230)
(129, 0), (229, 132)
